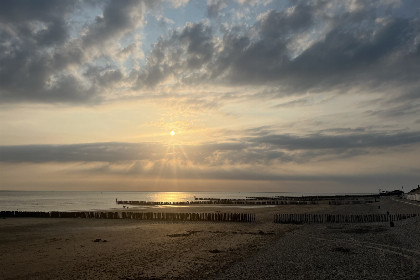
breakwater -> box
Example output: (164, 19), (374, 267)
(247, 194), (379, 201)
(116, 200), (315, 205)
(273, 213), (417, 224)
(117, 194), (379, 206)
(2, 211), (417, 224)
(1, 211), (255, 222)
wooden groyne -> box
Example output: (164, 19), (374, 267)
(118, 194), (379, 206)
(0, 211), (255, 223)
(117, 200), (315, 205)
(273, 194), (379, 201)
(273, 213), (417, 224)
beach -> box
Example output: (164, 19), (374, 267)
(1, 198), (419, 279)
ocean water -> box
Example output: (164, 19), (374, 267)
(0, 191), (296, 212)
(0, 191), (373, 212)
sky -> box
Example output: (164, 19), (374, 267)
(1, 0), (420, 193)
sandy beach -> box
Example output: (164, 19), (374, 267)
(1, 198), (419, 279)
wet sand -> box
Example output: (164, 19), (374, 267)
(1, 198), (419, 279)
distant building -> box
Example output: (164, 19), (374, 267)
(406, 185), (420, 202)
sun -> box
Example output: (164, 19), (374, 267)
(170, 131), (175, 136)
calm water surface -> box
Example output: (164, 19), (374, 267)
(0, 191), (372, 212)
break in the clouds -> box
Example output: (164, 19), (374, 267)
(1, 0), (420, 192)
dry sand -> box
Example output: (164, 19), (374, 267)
(213, 197), (420, 280)
(1, 198), (419, 279)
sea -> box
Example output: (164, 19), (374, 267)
(0, 191), (373, 212)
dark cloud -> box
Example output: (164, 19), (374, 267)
(366, 101), (420, 118)
(250, 131), (420, 150)
(82, 0), (149, 47)
(84, 65), (124, 87)
(207, 0), (228, 18)
(137, 21), (214, 87)
(1, 0), (420, 107)
(1, 128), (419, 186)
(257, 6), (314, 40)
(72, 158), (419, 187)
(0, 0), (155, 104)
(284, 18), (420, 92)
(0, 1), (83, 102)
(184, 168), (420, 183)
(2, 130), (420, 165)
(0, 0), (75, 24)
(137, 3), (317, 86)
(137, 0), (420, 106)
(0, 142), (162, 163)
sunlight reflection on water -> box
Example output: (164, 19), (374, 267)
(150, 192), (192, 202)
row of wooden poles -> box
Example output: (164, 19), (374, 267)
(117, 200), (321, 205)
(117, 195), (378, 205)
(273, 213), (418, 224)
(2, 211), (417, 224)
(0, 211), (255, 222)
(200, 195), (380, 201)
(328, 200), (376, 205)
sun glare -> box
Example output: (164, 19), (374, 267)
(170, 131), (175, 136)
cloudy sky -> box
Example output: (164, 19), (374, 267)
(1, 0), (419, 193)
